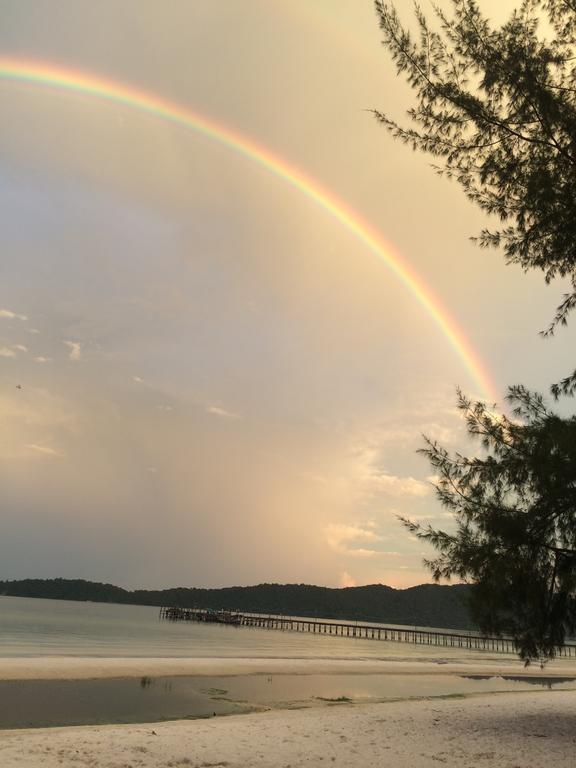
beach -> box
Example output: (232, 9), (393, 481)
(1, 685), (574, 767)
(2, 600), (576, 765)
(2, 654), (569, 680)
(1, 656), (575, 767)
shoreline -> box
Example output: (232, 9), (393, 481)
(2, 653), (576, 680)
(0, 654), (575, 733)
(1, 689), (575, 767)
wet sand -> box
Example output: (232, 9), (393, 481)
(0, 669), (575, 730)
(2, 654), (576, 680)
(0, 655), (575, 734)
(1, 689), (575, 767)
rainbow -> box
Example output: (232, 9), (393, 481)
(0, 58), (498, 401)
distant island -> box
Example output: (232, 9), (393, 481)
(0, 578), (475, 629)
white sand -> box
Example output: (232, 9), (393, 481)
(1, 689), (574, 767)
(2, 656), (575, 767)
(1, 654), (575, 680)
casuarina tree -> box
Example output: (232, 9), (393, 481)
(374, 0), (576, 394)
(402, 386), (576, 662)
(375, 1), (576, 660)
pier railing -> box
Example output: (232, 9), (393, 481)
(159, 606), (576, 657)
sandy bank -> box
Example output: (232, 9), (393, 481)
(1, 654), (575, 680)
(1, 689), (574, 767)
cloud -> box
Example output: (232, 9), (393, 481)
(64, 341), (82, 361)
(0, 388), (76, 461)
(206, 405), (241, 420)
(0, 344), (29, 358)
(24, 443), (63, 458)
(407, 514), (435, 523)
(132, 376), (144, 383)
(326, 523), (383, 558)
(34, 356), (50, 364)
(0, 309), (27, 321)
(336, 430), (434, 506)
(339, 571), (357, 588)
(368, 472), (431, 498)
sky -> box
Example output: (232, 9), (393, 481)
(0, 0), (572, 590)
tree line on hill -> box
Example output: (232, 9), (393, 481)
(0, 578), (475, 630)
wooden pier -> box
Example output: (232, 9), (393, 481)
(159, 606), (576, 657)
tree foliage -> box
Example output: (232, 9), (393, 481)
(374, 0), (576, 394)
(403, 386), (576, 661)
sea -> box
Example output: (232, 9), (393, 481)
(2, 595), (576, 729)
(0, 594), (487, 661)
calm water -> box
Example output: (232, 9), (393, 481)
(3, 673), (576, 729)
(0, 595), (503, 662)
(2, 596), (576, 728)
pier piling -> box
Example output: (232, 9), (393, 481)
(159, 606), (576, 656)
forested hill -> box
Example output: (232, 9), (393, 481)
(0, 578), (475, 629)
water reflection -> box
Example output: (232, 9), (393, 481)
(462, 674), (576, 689)
(1, 672), (575, 729)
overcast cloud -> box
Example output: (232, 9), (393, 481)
(0, 0), (569, 589)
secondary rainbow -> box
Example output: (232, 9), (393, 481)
(0, 58), (498, 401)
